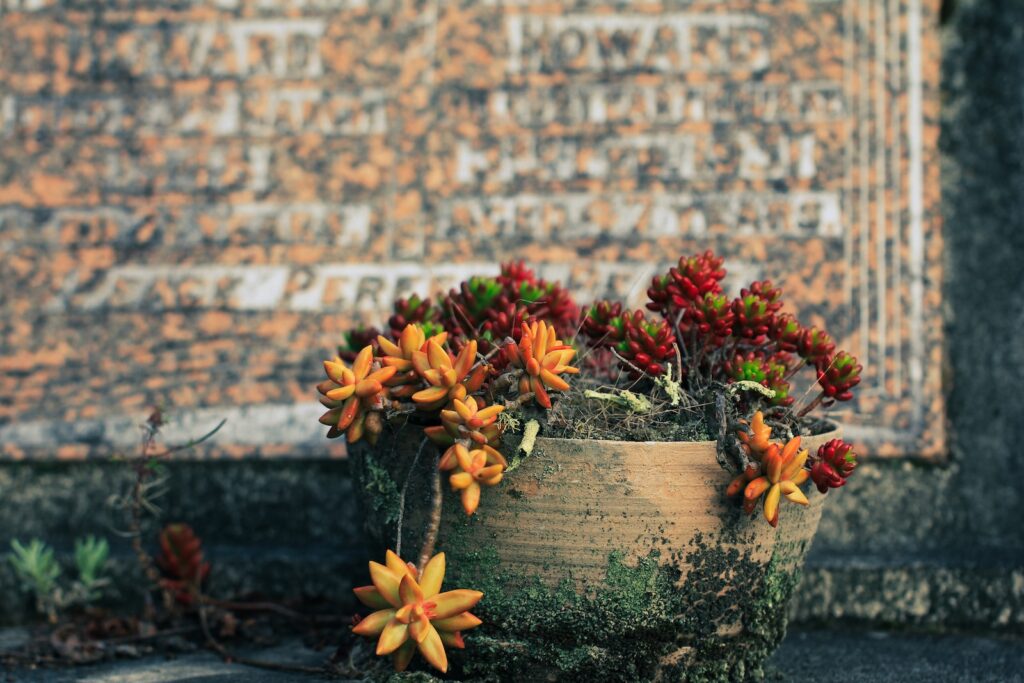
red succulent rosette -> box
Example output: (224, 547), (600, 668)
(615, 310), (676, 378)
(731, 280), (783, 343)
(156, 523), (211, 605)
(809, 438), (858, 493)
(816, 351), (862, 402)
(582, 300), (625, 348)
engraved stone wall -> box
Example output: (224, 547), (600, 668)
(0, 0), (943, 459)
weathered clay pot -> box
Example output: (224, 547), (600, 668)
(353, 425), (839, 682)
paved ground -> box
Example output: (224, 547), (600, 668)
(3, 628), (1023, 681)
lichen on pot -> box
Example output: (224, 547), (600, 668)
(320, 253), (864, 679)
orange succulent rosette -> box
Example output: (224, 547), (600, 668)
(352, 551), (483, 673)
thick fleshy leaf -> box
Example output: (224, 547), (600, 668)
(453, 341), (476, 379)
(319, 408), (342, 426)
(460, 484), (481, 515)
(369, 561), (402, 608)
(480, 472), (503, 487)
(399, 574), (424, 605)
(376, 619), (409, 655)
(412, 386), (449, 405)
(540, 369), (570, 391)
(476, 404), (503, 421)
(367, 366), (397, 384)
(744, 476), (770, 504)
(377, 337), (403, 357)
(411, 351), (431, 377)
(779, 480), (809, 505)
(453, 399), (474, 421)
(433, 612), (482, 632)
(419, 553), (445, 598)
(325, 385), (355, 401)
(465, 365), (488, 392)
(352, 346), (374, 380)
(323, 359), (350, 385)
(338, 397), (359, 431)
(351, 608), (395, 637)
(439, 446), (460, 470)
(793, 469), (810, 486)
(417, 623), (448, 673)
(449, 472), (472, 490)
(399, 325), (424, 356)
(353, 585), (392, 610)
(427, 340), (451, 370)
(409, 612), (432, 643)
(477, 464), (504, 481)
(438, 630), (465, 649)
(355, 379), (383, 398)
(392, 639), (416, 672)
(385, 550), (415, 580)
(429, 590), (483, 619)
(763, 484), (782, 527)
(782, 448), (809, 481)
(532, 377), (552, 408)
(346, 415), (365, 443)
(765, 448), (784, 483)
(382, 357), (413, 372)
(482, 445), (508, 468)
(454, 444), (472, 471)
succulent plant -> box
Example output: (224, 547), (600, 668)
(389, 295), (440, 339)
(581, 300), (626, 348)
(377, 324), (449, 400)
(338, 326), (382, 362)
(352, 551), (483, 673)
(319, 347), (396, 443)
(731, 280), (782, 343)
(503, 321), (579, 408)
(809, 439), (858, 493)
(647, 250), (727, 315)
(742, 437), (811, 528)
(410, 339), (488, 411)
(615, 310), (676, 378)
(797, 327), (836, 365)
(447, 444), (508, 515)
(816, 351), (862, 402)
(427, 397), (504, 469)
(156, 524), (210, 604)
(682, 291), (734, 343)
(768, 313), (804, 353)
(736, 410), (773, 457)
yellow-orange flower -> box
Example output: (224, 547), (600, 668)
(742, 436), (811, 527)
(319, 346), (396, 443)
(352, 551), (483, 673)
(504, 321), (578, 408)
(377, 324), (448, 400)
(411, 339), (488, 411)
(447, 444), (508, 515)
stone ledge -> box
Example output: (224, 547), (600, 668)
(4, 628), (1023, 682)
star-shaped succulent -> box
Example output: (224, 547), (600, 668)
(352, 551), (483, 673)
(503, 321), (578, 408)
(319, 346), (396, 443)
(742, 436), (811, 527)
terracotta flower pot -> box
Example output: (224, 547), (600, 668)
(352, 424), (839, 681)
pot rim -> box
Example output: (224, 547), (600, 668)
(533, 419), (842, 448)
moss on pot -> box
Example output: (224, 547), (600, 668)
(350, 431), (819, 682)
